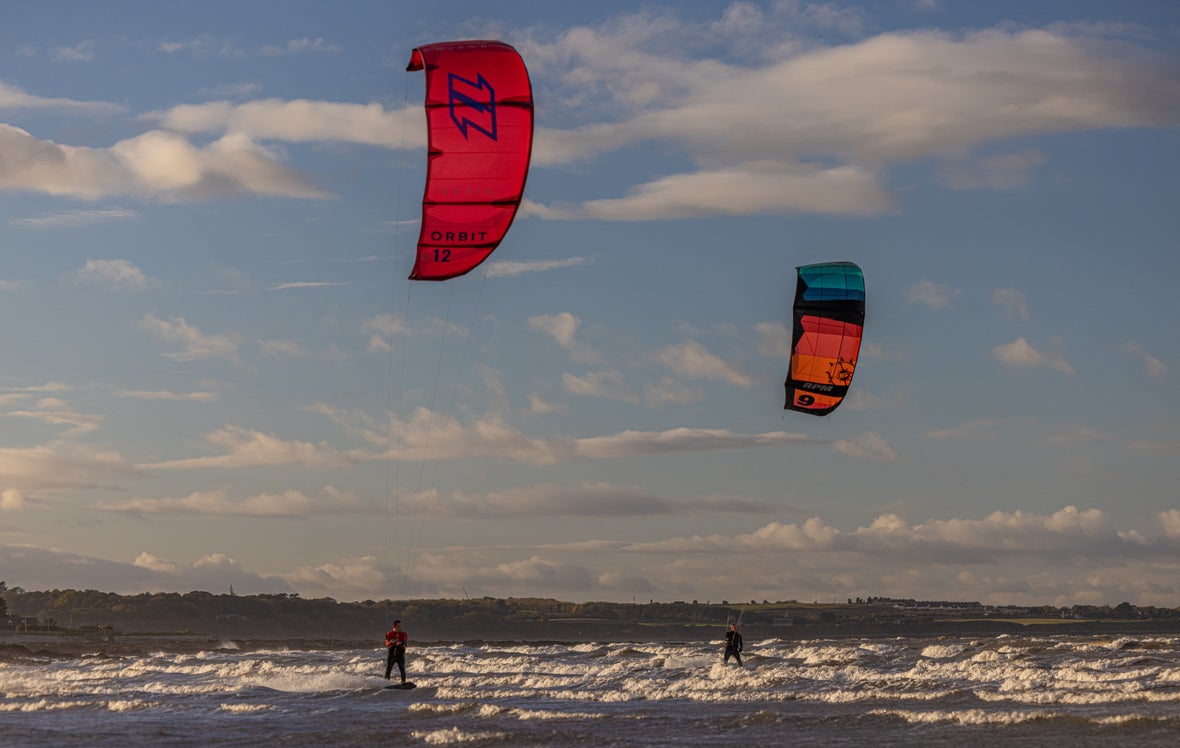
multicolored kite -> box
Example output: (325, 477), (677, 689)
(406, 40), (534, 281)
(784, 262), (865, 416)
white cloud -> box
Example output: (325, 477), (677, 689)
(410, 550), (598, 596)
(279, 555), (384, 596)
(74, 258), (156, 290)
(0, 79), (121, 113)
(51, 41), (97, 63)
(529, 312), (581, 349)
(1159, 510), (1180, 538)
(139, 313), (241, 362)
(116, 389), (220, 402)
(99, 485), (368, 518)
(528, 312), (599, 363)
(486, 256), (591, 277)
(0, 125), (325, 200)
(994, 337), (1075, 375)
(8, 19), (1174, 216)
(270, 281), (348, 290)
(563, 369), (638, 403)
(525, 20), (1180, 219)
(1, 488), (25, 511)
(258, 339), (309, 357)
(10, 208), (137, 228)
(133, 551), (178, 573)
(140, 425), (358, 470)
(157, 37), (246, 58)
(1125, 342), (1166, 379)
(574, 426), (821, 459)
(361, 312), (459, 349)
(534, 163), (896, 220)
(0, 444), (138, 493)
(362, 313), (410, 338)
(993, 288), (1030, 320)
(526, 394), (566, 415)
(0, 545), (292, 595)
(346, 406), (829, 466)
(4, 403), (103, 437)
(259, 37), (340, 57)
(656, 340), (752, 388)
(642, 377), (703, 407)
(938, 149), (1047, 189)
(755, 321), (792, 359)
(832, 432), (898, 461)
(0, 382), (71, 405)
(114, 130), (323, 197)
(150, 99), (416, 149)
(907, 279), (959, 309)
(425, 482), (772, 519)
(331, 505), (1180, 604)
(9, 505), (1179, 604)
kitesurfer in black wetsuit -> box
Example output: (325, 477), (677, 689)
(724, 623), (744, 666)
(385, 620), (408, 682)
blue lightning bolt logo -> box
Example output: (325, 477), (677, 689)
(448, 72), (497, 140)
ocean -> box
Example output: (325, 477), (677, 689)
(3, 633), (1179, 746)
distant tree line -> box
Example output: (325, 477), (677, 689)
(0, 586), (763, 639)
(2, 584), (1176, 640)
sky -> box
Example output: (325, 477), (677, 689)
(1, 0), (1179, 608)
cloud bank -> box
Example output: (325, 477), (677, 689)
(7, 506), (1176, 605)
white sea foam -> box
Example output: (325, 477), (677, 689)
(0, 698), (90, 712)
(977, 687), (1180, 705)
(219, 703), (273, 713)
(512, 707), (604, 720)
(412, 727), (508, 744)
(475, 703), (506, 717)
(410, 701), (475, 715)
(816, 688), (960, 704)
(106, 698), (157, 711)
(920, 643), (967, 659)
(870, 707), (1059, 725)
(786, 644), (864, 665)
(4, 635), (1180, 745)
(1092, 714), (1178, 726)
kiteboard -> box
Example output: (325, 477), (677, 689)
(384, 682), (417, 690)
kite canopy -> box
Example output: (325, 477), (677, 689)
(406, 40), (534, 281)
(784, 262), (865, 416)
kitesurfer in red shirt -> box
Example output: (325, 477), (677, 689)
(385, 620), (409, 682)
